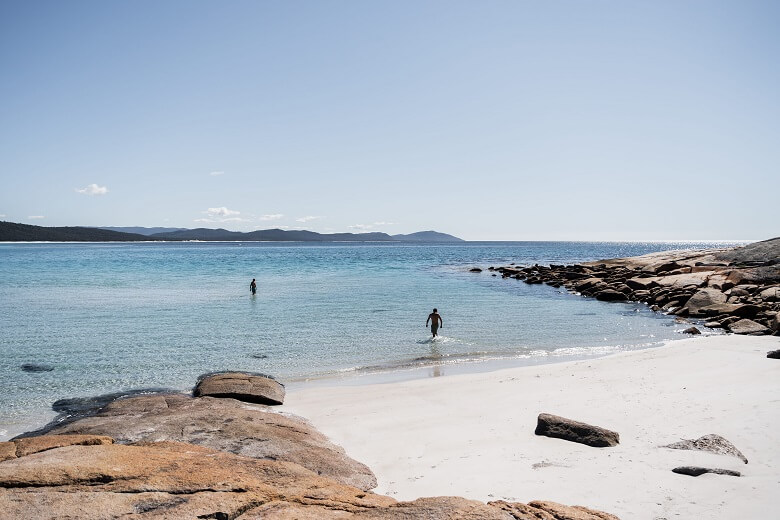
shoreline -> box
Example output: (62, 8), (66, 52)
(4, 324), (722, 442)
(283, 335), (694, 390)
(285, 334), (780, 519)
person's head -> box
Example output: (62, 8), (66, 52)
(433, 308), (437, 313)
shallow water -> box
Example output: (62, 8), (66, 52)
(0, 240), (741, 438)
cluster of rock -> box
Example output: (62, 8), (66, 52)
(535, 414), (746, 479)
(661, 433), (748, 477)
(0, 372), (619, 519)
(488, 238), (780, 336)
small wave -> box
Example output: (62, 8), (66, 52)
(416, 335), (455, 345)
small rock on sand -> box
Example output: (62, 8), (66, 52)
(535, 413), (619, 447)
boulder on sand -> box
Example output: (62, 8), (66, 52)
(662, 433), (748, 463)
(672, 466), (741, 477)
(535, 413), (619, 447)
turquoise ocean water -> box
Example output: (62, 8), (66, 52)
(0, 241), (742, 439)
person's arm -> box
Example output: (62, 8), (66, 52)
(439, 316), (443, 328)
(426, 316), (430, 326)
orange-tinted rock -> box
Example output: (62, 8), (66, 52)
(0, 442), (15, 462)
(528, 500), (622, 520)
(12, 434), (113, 458)
(0, 441), (393, 519)
(43, 393), (377, 490)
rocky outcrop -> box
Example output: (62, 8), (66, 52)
(768, 349), (780, 359)
(489, 500), (621, 520)
(661, 434), (748, 463)
(0, 439), (395, 519)
(0, 437), (621, 519)
(194, 371), (285, 405)
(38, 393), (377, 491)
(672, 466), (741, 477)
(1, 371), (624, 520)
(682, 326), (701, 335)
(535, 413), (619, 448)
(490, 238), (780, 335)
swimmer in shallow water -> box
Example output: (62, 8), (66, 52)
(426, 308), (443, 338)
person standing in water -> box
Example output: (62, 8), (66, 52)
(426, 308), (443, 338)
(250, 278), (257, 295)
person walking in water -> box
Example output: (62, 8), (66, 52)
(250, 278), (257, 295)
(426, 308), (443, 338)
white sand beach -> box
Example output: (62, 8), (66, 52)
(285, 335), (780, 519)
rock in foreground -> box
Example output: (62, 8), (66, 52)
(535, 413), (620, 447)
(0, 436), (621, 519)
(40, 393), (377, 491)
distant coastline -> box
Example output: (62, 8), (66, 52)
(0, 221), (463, 243)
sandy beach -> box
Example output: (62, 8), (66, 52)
(285, 335), (780, 519)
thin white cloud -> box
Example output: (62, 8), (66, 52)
(260, 214), (284, 221)
(196, 207), (247, 225)
(28, 215), (45, 219)
(205, 207), (240, 217)
(349, 221), (395, 230)
(209, 171), (225, 176)
(75, 183), (108, 195)
(0, 214), (6, 218)
(296, 215), (322, 223)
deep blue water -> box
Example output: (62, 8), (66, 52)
(0, 240), (742, 438)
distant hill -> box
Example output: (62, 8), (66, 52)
(150, 228), (399, 242)
(99, 226), (187, 236)
(0, 221), (152, 242)
(0, 221), (464, 243)
(391, 231), (464, 242)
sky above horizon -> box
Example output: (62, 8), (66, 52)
(1, 1), (778, 241)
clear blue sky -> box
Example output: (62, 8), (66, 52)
(1, 1), (777, 240)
